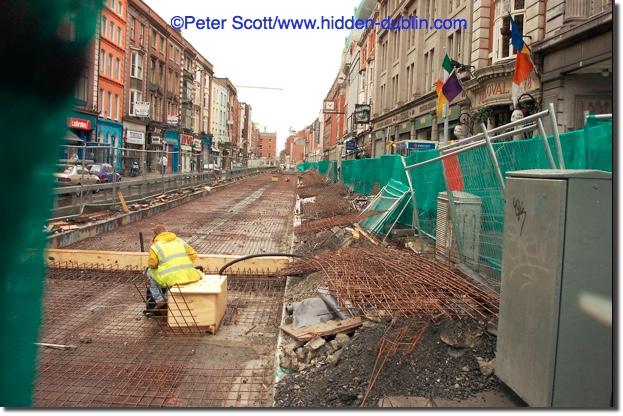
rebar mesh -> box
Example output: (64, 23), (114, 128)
(279, 247), (499, 322)
(35, 266), (283, 407)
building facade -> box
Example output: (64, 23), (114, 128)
(123, 0), (149, 173)
(98, 0), (127, 170)
(534, 0), (612, 131)
(258, 131), (277, 159)
(211, 78), (231, 168)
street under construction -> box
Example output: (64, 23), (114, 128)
(34, 171), (519, 408)
(36, 174), (296, 407)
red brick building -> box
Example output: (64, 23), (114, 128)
(258, 131), (277, 159)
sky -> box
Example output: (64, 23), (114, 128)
(144, 0), (360, 152)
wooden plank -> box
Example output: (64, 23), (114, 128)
(354, 223), (379, 246)
(117, 191), (129, 213)
(280, 317), (363, 341)
(46, 248), (290, 273)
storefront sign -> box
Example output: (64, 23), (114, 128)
(415, 114), (432, 130)
(345, 140), (357, 152)
(167, 115), (179, 125)
(67, 117), (91, 130)
(475, 80), (512, 107)
(126, 130), (145, 145)
(180, 134), (193, 146)
(354, 104), (371, 123)
(193, 138), (202, 152)
(134, 102), (150, 117)
(150, 135), (162, 145)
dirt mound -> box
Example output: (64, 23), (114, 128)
(274, 319), (502, 407)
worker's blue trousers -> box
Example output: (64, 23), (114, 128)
(146, 269), (166, 303)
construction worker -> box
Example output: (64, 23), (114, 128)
(144, 225), (202, 316)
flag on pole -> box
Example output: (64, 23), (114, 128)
(509, 13), (535, 103)
(436, 53), (464, 117)
(436, 54), (454, 116)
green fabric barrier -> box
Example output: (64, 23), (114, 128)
(295, 118), (612, 258)
(0, 0), (100, 406)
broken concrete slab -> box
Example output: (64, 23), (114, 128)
(476, 357), (495, 376)
(334, 333), (350, 348)
(448, 347), (467, 358)
(305, 336), (327, 352)
(439, 321), (483, 349)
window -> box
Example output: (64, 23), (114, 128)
(151, 29), (156, 48)
(428, 48), (435, 91)
(117, 27), (122, 45)
(101, 15), (106, 36)
(130, 16), (135, 40)
(107, 53), (113, 76)
(107, 91), (112, 117)
(140, 23), (144, 45)
(494, 0), (525, 61)
(130, 89), (142, 115)
(423, 52), (429, 92)
(159, 35), (164, 53)
(393, 30), (400, 62)
(99, 88), (104, 113)
(409, 63), (415, 96)
(75, 70), (88, 103)
(114, 94), (119, 120)
(109, 22), (114, 40)
(114, 57), (120, 80)
(131, 51), (143, 79)
(111, 0), (115, 10)
(117, 1), (122, 15)
(150, 58), (156, 83)
(456, 29), (462, 60)
(99, 48), (105, 72)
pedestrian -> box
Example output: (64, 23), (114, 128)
(190, 158), (196, 172)
(159, 154), (168, 174)
(144, 225), (202, 316)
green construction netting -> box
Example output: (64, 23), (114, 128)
(359, 178), (411, 236)
(297, 116), (612, 274)
(0, 1), (100, 406)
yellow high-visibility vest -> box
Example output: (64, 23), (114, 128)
(150, 238), (201, 287)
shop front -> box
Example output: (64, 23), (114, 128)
(179, 134), (193, 173)
(97, 118), (123, 171)
(201, 134), (213, 170)
(123, 121), (146, 175)
(164, 130), (180, 174)
(146, 124), (165, 174)
(192, 138), (202, 172)
(65, 112), (97, 161)
(464, 63), (541, 132)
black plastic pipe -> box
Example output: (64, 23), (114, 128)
(218, 253), (302, 275)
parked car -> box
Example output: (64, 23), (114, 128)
(90, 163), (121, 183)
(54, 165), (101, 186)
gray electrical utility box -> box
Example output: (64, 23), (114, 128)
(496, 169), (612, 407)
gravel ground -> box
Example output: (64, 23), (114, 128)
(274, 319), (504, 408)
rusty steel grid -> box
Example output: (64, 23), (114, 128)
(278, 247), (499, 322)
(224, 277), (286, 326)
(67, 174), (297, 256)
(294, 212), (375, 234)
(35, 266), (283, 407)
(361, 319), (429, 406)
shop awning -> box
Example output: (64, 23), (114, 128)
(65, 130), (84, 143)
